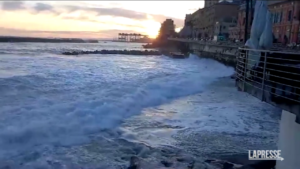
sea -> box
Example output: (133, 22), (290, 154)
(0, 42), (281, 169)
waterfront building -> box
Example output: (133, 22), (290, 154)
(229, 0), (300, 43)
(213, 16), (238, 41)
(269, 0), (300, 43)
(228, 1), (253, 41)
(200, 2), (240, 39)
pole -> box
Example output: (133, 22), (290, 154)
(288, 1), (295, 43)
(250, 0), (253, 26)
(244, 0), (249, 43)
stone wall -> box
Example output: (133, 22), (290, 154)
(189, 42), (239, 68)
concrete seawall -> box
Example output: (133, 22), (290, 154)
(169, 38), (240, 68)
(191, 43), (238, 68)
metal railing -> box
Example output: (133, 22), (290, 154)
(236, 48), (300, 122)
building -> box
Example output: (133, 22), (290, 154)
(184, 14), (193, 26)
(213, 16), (238, 41)
(229, 0), (300, 43)
(228, 1), (253, 41)
(179, 0), (241, 39)
(205, 0), (243, 8)
(198, 2), (240, 39)
(204, 0), (218, 8)
(191, 8), (205, 38)
(269, 0), (300, 43)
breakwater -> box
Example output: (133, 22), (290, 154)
(62, 49), (161, 56)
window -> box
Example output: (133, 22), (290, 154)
(280, 11), (283, 23)
(277, 12), (281, 23)
(288, 10), (292, 21)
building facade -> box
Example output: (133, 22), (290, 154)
(199, 2), (240, 39)
(229, 0), (300, 43)
(204, 0), (218, 8)
(179, 0), (241, 39)
(269, 0), (300, 43)
(228, 2), (253, 41)
(214, 16), (238, 40)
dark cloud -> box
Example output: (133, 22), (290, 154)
(34, 3), (53, 12)
(31, 3), (60, 15)
(1, 1), (25, 11)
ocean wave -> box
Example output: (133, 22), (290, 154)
(0, 51), (234, 165)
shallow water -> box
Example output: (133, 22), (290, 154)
(0, 42), (280, 168)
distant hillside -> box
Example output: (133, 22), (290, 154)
(0, 36), (98, 43)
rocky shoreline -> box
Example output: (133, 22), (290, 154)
(62, 50), (161, 56)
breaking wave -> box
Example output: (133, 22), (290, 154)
(0, 51), (234, 164)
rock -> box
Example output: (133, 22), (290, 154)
(161, 160), (173, 167)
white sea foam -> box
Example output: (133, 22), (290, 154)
(0, 51), (234, 160)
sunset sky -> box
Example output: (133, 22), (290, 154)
(0, 1), (204, 39)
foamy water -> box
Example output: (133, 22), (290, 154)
(0, 42), (280, 168)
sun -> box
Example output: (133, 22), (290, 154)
(142, 20), (161, 39)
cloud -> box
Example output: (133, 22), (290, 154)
(63, 5), (184, 26)
(34, 3), (53, 12)
(62, 5), (184, 27)
(0, 27), (139, 39)
(64, 5), (148, 20)
(151, 14), (184, 27)
(1, 2), (184, 27)
(60, 15), (147, 29)
(1, 1), (25, 11)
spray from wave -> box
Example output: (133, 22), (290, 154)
(0, 54), (234, 162)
